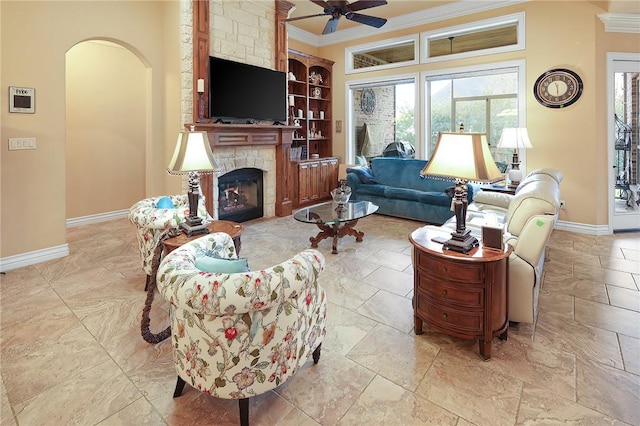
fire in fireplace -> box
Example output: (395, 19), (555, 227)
(218, 168), (263, 222)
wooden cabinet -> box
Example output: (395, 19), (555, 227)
(296, 157), (338, 207)
(288, 50), (336, 208)
(409, 227), (512, 360)
(288, 50), (334, 161)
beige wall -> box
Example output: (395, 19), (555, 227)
(293, 1), (640, 228)
(0, 1), (181, 258)
(65, 41), (146, 219)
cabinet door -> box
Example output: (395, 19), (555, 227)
(298, 163), (312, 204)
(320, 158), (338, 198)
(309, 161), (320, 201)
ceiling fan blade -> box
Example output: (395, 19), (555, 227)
(322, 16), (341, 34)
(283, 12), (329, 23)
(345, 0), (387, 13)
(345, 12), (387, 28)
(310, 0), (334, 10)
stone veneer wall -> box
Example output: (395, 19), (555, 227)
(180, 0), (278, 219)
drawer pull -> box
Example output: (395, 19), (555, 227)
(442, 312), (448, 319)
(442, 289), (448, 297)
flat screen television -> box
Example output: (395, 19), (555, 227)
(209, 56), (287, 123)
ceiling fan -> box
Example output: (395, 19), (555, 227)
(285, 0), (388, 35)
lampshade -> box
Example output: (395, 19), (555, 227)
(497, 128), (533, 150)
(167, 131), (219, 174)
(420, 132), (503, 183)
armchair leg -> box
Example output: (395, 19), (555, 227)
(239, 398), (249, 426)
(312, 343), (322, 364)
(173, 376), (186, 398)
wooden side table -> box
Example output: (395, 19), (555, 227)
(478, 182), (516, 195)
(163, 220), (244, 255)
(141, 220), (244, 344)
(409, 227), (512, 360)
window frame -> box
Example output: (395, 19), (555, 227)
(420, 12), (525, 64)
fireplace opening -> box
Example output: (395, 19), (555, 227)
(218, 168), (263, 223)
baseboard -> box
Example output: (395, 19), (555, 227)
(66, 209), (129, 228)
(0, 244), (69, 273)
(554, 220), (611, 236)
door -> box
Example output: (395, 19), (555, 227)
(608, 53), (640, 231)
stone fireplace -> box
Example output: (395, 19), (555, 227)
(192, 123), (296, 221)
(218, 167), (263, 223)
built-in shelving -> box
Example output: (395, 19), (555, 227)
(288, 49), (334, 161)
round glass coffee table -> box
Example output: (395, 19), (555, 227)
(294, 200), (378, 254)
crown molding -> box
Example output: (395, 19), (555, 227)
(287, 0), (530, 47)
(598, 13), (640, 33)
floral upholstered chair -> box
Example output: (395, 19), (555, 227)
(128, 194), (210, 291)
(156, 232), (327, 426)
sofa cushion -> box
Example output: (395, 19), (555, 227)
(384, 187), (421, 202)
(347, 167), (377, 184)
(356, 184), (387, 198)
(370, 157), (457, 193)
(417, 191), (454, 207)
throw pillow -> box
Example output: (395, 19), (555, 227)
(156, 196), (175, 209)
(347, 167), (377, 184)
(195, 255), (250, 273)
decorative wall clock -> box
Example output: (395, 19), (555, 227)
(361, 88), (376, 115)
(533, 68), (583, 109)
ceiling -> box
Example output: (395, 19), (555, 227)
(285, 0), (640, 36)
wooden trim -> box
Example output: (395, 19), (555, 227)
(275, 0), (295, 73)
(193, 0), (209, 120)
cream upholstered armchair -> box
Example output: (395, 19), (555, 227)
(128, 194), (210, 290)
(156, 232), (327, 425)
(437, 168), (563, 323)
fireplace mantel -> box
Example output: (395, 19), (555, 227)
(186, 123), (298, 218)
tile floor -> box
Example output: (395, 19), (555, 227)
(1, 214), (639, 425)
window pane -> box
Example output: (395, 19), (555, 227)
(351, 80), (415, 160)
(429, 80), (453, 152)
(455, 100), (486, 133)
(427, 69), (519, 159)
(429, 24), (517, 58)
(353, 40), (415, 70)
(453, 73), (517, 97)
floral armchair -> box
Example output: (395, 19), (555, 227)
(128, 194), (210, 290)
(156, 232), (327, 425)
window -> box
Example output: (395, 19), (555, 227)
(423, 61), (526, 166)
(421, 13), (525, 63)
(346, 35), (418, 74)
(346, 76), (418, 162)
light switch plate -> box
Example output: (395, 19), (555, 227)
(8, 137), (36, 150)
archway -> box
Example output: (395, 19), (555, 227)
(65, 40), (147, 223)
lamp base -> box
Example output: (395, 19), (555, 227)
(180, 216), (210, 238)
(444, 228), (479, 254)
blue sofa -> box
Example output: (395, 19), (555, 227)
(346, 157), (475, 225)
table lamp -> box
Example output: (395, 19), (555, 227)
(497, 127), (533, 189)
(420, 132), (503, 253)
(167, 130), (219, 237)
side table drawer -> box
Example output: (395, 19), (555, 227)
(416, 296), (483, 334)
(416, 254), (482, 283)
(416, 276), (483, 308)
